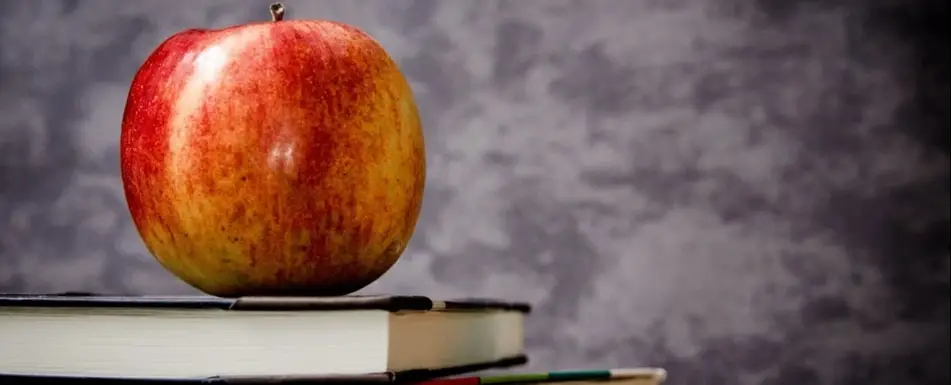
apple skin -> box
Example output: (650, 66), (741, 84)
(119, 9), (425, 297)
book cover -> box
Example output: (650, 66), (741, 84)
(0, 292), (532, 313)
(0, 355), (529, 384)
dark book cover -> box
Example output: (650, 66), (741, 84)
(0, 355), (528, 384)
(0, 292), (532, 313)
(0, 355), (528, 385)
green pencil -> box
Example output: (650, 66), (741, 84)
(420, 368), (668, 385)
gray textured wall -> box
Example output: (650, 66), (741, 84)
(1, 1), (948, 384)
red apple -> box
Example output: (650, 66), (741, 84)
(119, 3), (425, 297)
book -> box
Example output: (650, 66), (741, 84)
(0, 293), (530, 382)
(421, 368), (668, 385)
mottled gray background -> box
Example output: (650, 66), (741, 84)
(0, 0), (948, 384)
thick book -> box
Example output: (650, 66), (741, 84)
(0, 293), (530, 383)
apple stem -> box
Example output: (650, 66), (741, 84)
(270, 3), (286, 22)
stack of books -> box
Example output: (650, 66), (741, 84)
(0, 293), (666, 384)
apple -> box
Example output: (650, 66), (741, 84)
(119, 3), (425, 297)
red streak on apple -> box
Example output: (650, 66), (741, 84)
(120, 4), (425, 297)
